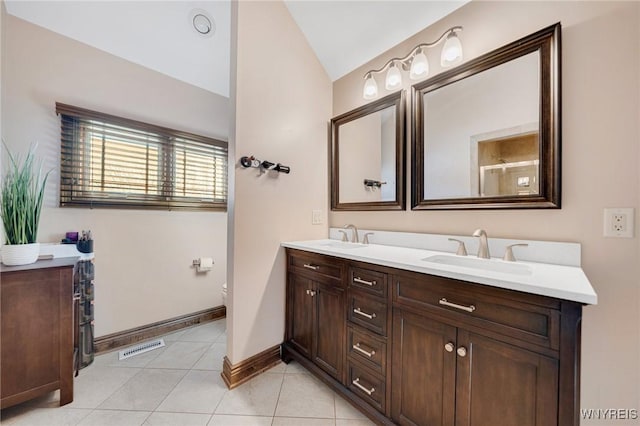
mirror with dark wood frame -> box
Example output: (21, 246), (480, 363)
(412, 23), (561, 210)
(331, 91), (405, 211)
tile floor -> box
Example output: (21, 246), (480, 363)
(0, 319), (375, 426)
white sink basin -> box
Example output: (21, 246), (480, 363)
(422, 255), (532, 276)
(320, 241), (367, 250)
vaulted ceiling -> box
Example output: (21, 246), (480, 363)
(4, 1), (468, 98)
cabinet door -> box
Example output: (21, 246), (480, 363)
(313, 281), (344, 380)
(455, 330), (559, 426)
(391, 309), (457, 426)
(288, 273), (314, 358)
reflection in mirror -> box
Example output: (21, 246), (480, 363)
(331, 91), (405, 210)
(412, 23), (560, 210)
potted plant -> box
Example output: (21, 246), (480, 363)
(1, 145), (49, 266)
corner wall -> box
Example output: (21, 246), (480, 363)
(332, 1), (640, 420)
(227, 0), (331, 363)
(2, 14), (229, 337)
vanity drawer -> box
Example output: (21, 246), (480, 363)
(347, 361), (386, 414)
(347, 326), (386, 376)
(349, 266), (387, 298)
(393, 272), (560, 350)
(288, 250), (343, 282)
(348, 294), (387, 336)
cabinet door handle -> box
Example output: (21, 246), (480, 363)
(439, 298), (476, 313)
(444, 342), (455, 353)
(309, 290), (316, 297)
(353, 342), (376, 358)
(353, 277), (376, 287)
(457, 346), (467, 357)
(352, 378), (375, 395)
(303, 263), (319, 271)
(353, 308), (376, 320)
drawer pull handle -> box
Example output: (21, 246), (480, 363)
(353, 277), (376, 286)
(352, 378), (375, 395)
(457, 346), (467, 357)
(444, 342), (455, 353)
(303, 263), (319, 271)
(439, 298), (476, 313)
(353, 343), (376, 358)
(353, 308), (377, 320)
(305, 289), (316, 297)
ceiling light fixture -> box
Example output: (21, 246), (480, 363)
(361, 26), (463, 100)
(189, 9), (216, 38)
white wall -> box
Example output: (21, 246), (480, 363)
(332, 1), (639, 422)
(227, 0), (331, 363)
(2, 12), (229, 337)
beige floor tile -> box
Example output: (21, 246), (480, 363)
(283, 360), (310, 375)
(215, 331), (227, 343)
(162, 329), (188, 341)
(98, 368), (187, 411)
(192, 343), (227, 370)
(207, 414), (273, 426)
(215, 372), (284, 416)
(156, 370), (227, 414)
(77, 409), (151, 426)
(267, 361), (287, 373)
(334, 394), (367, 420)
(0, 407), (91, 426)
(272, 418), (336, 426)
(335, 419), (376, 426)
(179, 322), (226, 343)
(143, 412), (212, 426)
(67, 366), (142, 409)
(146, 341), (211, 369)
(275, 374), (335, 418)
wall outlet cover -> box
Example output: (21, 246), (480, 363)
(603, 207), (634, 238)
(312, 209), (323, 225)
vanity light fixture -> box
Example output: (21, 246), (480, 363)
(361, 26), (463, 99)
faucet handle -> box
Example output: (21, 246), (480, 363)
(363, 233), (374, 245)
(448, 238), (468, 256)
(503, 243), (528, 262)
(338, 230), (349, 242)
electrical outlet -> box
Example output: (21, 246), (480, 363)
(604, 208), (634, 238)
(312, 209), (323, 225)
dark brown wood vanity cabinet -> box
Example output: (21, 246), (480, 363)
(285, 250), (346, 381)
(1, 259), (76, 409)
(283, 249), (583, 426)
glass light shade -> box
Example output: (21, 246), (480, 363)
(409, 51), (429, 80)
(385, 64), (402, 90)
(441, 32), (463, 67)
(362, 75), (378, 100)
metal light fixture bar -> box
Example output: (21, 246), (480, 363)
(362, 26), (463, 100)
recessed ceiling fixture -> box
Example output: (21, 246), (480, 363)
(189, 9), (215, 38)
(362, 26), (463, 100)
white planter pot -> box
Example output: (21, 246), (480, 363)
(1, 243), (40, 266)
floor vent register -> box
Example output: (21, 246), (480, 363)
(118, 338), (166, 360)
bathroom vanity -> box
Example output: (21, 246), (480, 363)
(0, 258), (77, 409)
(281, 234), (596, 426)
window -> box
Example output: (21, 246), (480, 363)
(57, 103), (227, 211)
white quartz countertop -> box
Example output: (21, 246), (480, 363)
(281, 239), (597, 305)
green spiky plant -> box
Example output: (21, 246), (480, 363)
(1, 145), (49, 245)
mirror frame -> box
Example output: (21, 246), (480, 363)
(412, 23), (561, 210)
(331, 91), (406, 211)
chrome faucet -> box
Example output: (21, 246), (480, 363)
(343, 224), (359, 243)
(472, 229), (490, 259)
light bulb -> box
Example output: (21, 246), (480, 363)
(441, 32), (463, 67)
(410, 50), (429, 80)
(385, 63), (402, 90)
(362, 74), (378, 100)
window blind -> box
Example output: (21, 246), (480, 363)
(57, 103), (227, 211)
